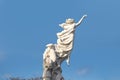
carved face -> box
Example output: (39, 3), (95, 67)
(59, 18), (75, 30)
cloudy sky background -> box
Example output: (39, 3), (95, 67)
(0, 0), (120, 80)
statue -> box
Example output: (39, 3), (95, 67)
(42, 15), (87, 80)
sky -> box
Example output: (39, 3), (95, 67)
(0, 0), (120, 80)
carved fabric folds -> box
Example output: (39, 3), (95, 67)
(55, 24), (75, 58)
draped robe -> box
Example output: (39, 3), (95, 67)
(55, 23), (76, 65)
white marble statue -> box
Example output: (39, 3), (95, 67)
(42, 15), (87, 80)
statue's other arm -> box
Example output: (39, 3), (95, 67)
(75, 15), (87, 27)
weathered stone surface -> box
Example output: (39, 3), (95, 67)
(42, 15), (87, 80)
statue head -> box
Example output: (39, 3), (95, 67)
(65, 18), (75, 24)
(46, 43), (54, 48)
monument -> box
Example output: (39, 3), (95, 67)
(42, 15), (87, 80)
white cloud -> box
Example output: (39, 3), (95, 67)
(4, 74), (12, 78)
(76, 67), (90, 76)
(1, 74), (12, 80)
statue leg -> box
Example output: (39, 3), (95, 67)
(42, 57), (53, 80)
(42, 68), (52, 80)
(52, 68), (64, 80)
(52, 61), (64, 80)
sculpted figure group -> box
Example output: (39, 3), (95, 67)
(42, 15), (87, 80)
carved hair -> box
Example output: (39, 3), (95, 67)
(65, 18), (75, 24)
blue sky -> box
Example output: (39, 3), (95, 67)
(0, 0), (120, 80)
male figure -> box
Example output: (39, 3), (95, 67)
(42, 44), (56, 80)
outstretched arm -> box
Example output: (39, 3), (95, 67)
(75, 15), (87, 27)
